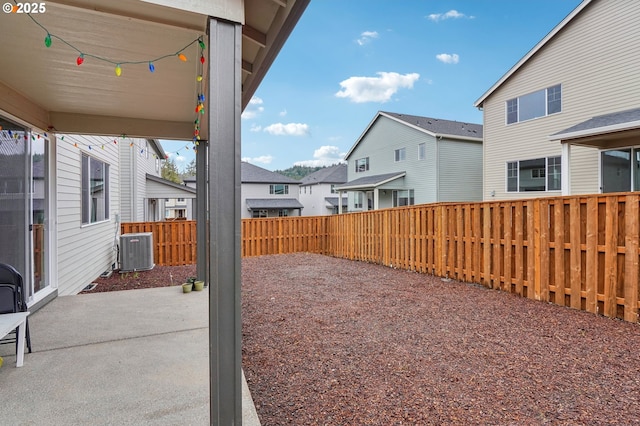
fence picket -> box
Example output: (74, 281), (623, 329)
(122, 192), (640, 324)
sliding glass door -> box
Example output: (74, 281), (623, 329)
(0, 118), (50, 303)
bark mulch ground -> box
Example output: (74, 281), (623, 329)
(84, 253), (640, 425)
(241, 253), (640, 425)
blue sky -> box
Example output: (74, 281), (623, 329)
(162, 0), (583, 172)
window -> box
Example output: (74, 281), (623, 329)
(392, 189), (415, 207)
(269, 184), (289, 195)
(354, 192), (364, 209)
(506, 156), (561, 192)
(355, 157), (369, 173)
(177, 198), (185, 203)
(394, 148), (406, 162)
(252, 210), (267, 218)
(418, 143), (426, 160)
(82, 154), (109, 224)
(506, 84), (562, 124)
(278, 209), (289, 217)
(331, 184), (339, 194)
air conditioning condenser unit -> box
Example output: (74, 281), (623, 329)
(120, 232), (155, 272)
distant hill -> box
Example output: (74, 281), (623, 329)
(274, 165), (326, 180)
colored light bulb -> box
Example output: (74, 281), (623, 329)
(148, 62), (155, 73)
(115, 64), (122, 76)
(199, 40), (206, 50)
(196, 75), (203, 82)
(200, 55), (205, 64)
(178, 53), (187, 62)
(76, 54), (84, 66)
(44, 34), (52, 47)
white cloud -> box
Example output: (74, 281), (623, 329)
(241, 96), (264, 119)
(242, 155), (273, 165)
(279, 109), (288, 117)
(427, 10), (473, 22)
(294, 145), (346, 167)
(335, 72), (420, 103)
(356, 30), (379, 46)
(263, 123), (310, 136)
(250, 124), (262, 132)
(436, 53), (460, 64)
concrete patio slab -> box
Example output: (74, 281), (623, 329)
(0, 286), (260, 425)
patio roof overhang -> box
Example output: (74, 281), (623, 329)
(548, 107), (640, 149)
(0, 0), (309, 139)
(335, 172), (407, 191)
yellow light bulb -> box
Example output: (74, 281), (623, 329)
(115, 64), (122, 76)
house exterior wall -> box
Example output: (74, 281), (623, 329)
(119, 139), (162, 222)
(299, 183), (345, 216)
(345, 115), (482, 210)
(56, 134), (120, 295)
(481, 0), (640, 200)
(437, 138), (483, 202)
(241, 182), (301, 218)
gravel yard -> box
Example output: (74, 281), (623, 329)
(241, 253), (640, 425)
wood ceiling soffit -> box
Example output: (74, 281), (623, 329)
(242, 60), (253, 74)
(242, 25), (267, 47)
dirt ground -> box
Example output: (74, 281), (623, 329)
(85, 253), (640, 425)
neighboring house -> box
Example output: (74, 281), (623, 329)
(299, 164), (348, 216)
(474, 0), (640, 200)
(164, 197), (188, 219)
(241, 162), (303, 218)
(336, 111), (483, 212)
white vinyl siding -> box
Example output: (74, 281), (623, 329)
(438, 139), (483, 202)
(56, 134), (120, 295)
(482, 0), (639, 200)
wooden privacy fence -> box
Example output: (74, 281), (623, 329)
(121, 220), (197, 266)
(122, 192), (640, 324)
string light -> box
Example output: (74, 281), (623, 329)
(19, 9), (206, 153)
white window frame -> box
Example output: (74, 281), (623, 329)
(394, 147), (406, 162)
(354, 192), (364, 209)
(81, 153), (110, 225)
(355, 157), (369, 173)
(269, 184), (289, 195)
(392, 189), (415, 207)
(506, 84), (562, 124)
(506, 156), (561, 193)
(418, 143), (426, 160)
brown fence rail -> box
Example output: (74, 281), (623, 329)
(122, 192), (640, 323)
(121, 221), (197, 266)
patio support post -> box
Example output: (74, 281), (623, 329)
(196, 140), (208, 286)
(562, 142), (571, 196)
(338, 191), (343, 214)
(208, 18), (242, 424)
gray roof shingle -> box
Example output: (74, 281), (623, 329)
(382, 111), (483, 139)
(242, 162), (299, 184)
(552, 107), (640, 137)
(300, 164), (347, 186)
(335, 172), (406, 190)
(245, 198), (304, 209)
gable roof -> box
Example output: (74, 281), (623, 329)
(474, 0), (592, 107)
(345, 111), (482, 160)
(145, 174), (197, 199)
(241, 161), (299, 184)
(300, 164), (347, 186)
